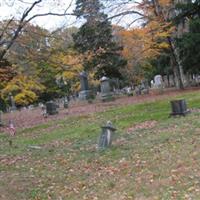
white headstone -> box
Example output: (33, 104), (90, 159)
(154, 75), (162, 87)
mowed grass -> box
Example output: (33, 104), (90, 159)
(1, 90), (200, 199)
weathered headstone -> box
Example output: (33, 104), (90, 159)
(46, 101), (58, 115)
(98, 121), (116, 149)
(135, 86), (142, 96)
(163, 75), (169, 88)
(170, 99), (190, 117)
(141, 80), (149, 94)
(0, 111), (3, 126)
(63, 97), (68, 108)
(41, 104), (48, 118)
(100, 76), (113, 101)
(154, 75), (163, 93)
(78, 71), (92, 100)
(9, 93), (16, 111)
(154, 75), (162, 87)
(126, 87), (133, 96)
(150, 80), (155, 88)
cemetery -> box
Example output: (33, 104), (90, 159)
(0, 0), (200, 199)
(1, 87), (200, 199)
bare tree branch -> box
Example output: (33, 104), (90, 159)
(108, 10), (146, 21)
(0, 0), (76, 62)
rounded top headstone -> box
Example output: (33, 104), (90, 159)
(100, 76), (109, 82)
(101, 121), (116, 131)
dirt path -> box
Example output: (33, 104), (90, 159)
(1, 88), (199, 130)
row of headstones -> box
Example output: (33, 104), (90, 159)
(151, 74), (200, 89)
(79, 72), (113, 102)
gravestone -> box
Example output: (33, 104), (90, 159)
(63, 97), (68, 108)
(126, 87), (133, 96)
(41, 104), (48, 118)
(46, 101), (58, 115)
(141, 80), (149, 94)
(150, 80), (155, 88)
(163, 75), (169, 88)
(79, 71), (92, 100)
(0, 111), (3, 126)
(98, 121), (116, 149)
(154, 75), (163, 93)
(154, 75), (162, 87)
(9, 93), (16, 111)
(100, 76), (113, 101)
(135, 85), (142, 96)
(170, 99), (190, 116)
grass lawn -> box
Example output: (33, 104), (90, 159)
(1, 90), (200, 199)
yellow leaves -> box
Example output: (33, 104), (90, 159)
(63, 71), (77, 80)
(157, 42), (170, 49)
(1, 74), (45, 106)
(15, 90), (37, 106)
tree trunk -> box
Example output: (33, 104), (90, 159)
(152, 0), (185, 89)
(168, 37), (184, 89)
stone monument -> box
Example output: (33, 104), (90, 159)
(9, 93), (16, 111)
(0, 111), (3, 126)
(46, 101), (58, 115)
(79, 71), (92, 100)
(170, 99), (190, 117)
(100, 76), (113, 101)
(154, 74), (163, 93)
(98, 121), (116, 149)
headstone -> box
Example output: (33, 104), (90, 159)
(0, 111), (3, 126)
(154, 75), (162, 87)
(126, 87), (133, 96)
(8, 93), (16, 111)
(135, 86), (142, 96)
(154, 75), (163, 93)
(163, 75), (169, 88)
(79, 71), (92, 100)
(170, 99), (190, 116)
(98, 121), (116, 149)
(46, 101), (58, 115)
(150, 80), (154, 88)
(63, 98), (68, 109)
(41, 104), (48, 118)
(141, 80), (149, 94)
(100, 76), (113, 101)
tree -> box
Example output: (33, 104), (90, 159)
(175, 0), (200, 73)
(103, 0), (194, 88)
(73, 0), (127, 79)
(1, 74), (44, 106)
(0, 0), (75, 63)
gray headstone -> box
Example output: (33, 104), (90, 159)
(100, 76), (113, 101)
(63, 98), (68, 108)
(0, 111), (3, 126)
(154, 75), (162, 87)
(79, 71), (92, 100)
(80, 71), (89, 91)
(150, 80), (154, 88)
(9, 93), (16, 111)
(98, 121), (116, 149)
(46, 101), (58, 115)
(163, 75), (169, 88)
(154, 75), (164, 93)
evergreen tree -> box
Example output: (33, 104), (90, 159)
(73, 0), (126, 79)
(175, 0), (200, 73)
